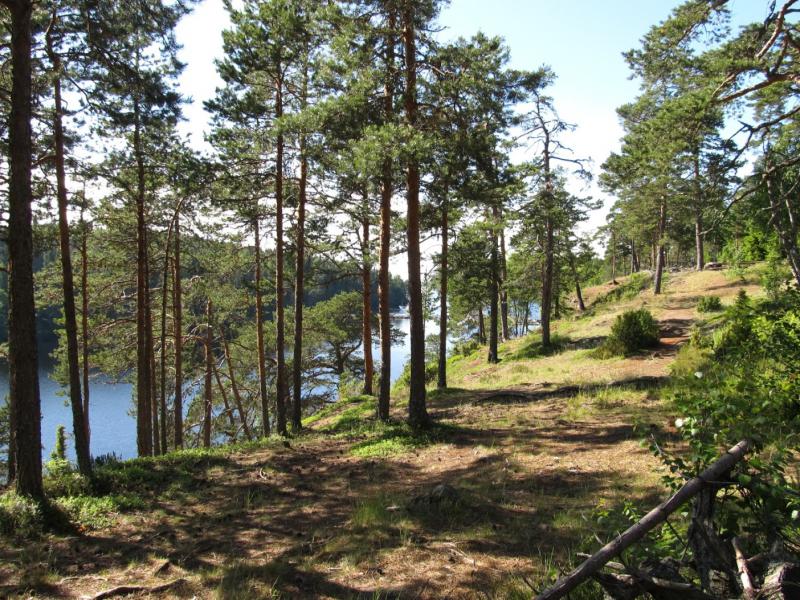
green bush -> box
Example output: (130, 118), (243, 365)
(696, 295), (723, 313)
(591, 336), (627, 359)
(394, 360), (437, 390)
(0, 491), (43, 538)
(43, 456), (92, 498)
(594, 309), (659, 358)
(452, 338), (481, 358)
(611, 308), (659, 353)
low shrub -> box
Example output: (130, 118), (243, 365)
(696, 295), (722, 313)
(393, 360), (437, 391)
(611, 308), (659, 353)
(0, 491), (43, 538)
(593, 309), (659, 357)
(451, 338), (481, 358)
(591, 336), (626, 359)
(53, 495), (118, 530)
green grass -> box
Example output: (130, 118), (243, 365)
(302, 394), (374, 427)
(507, 333), (571, 360)
(590, 272), (653, 307)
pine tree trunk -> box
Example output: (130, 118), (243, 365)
(80, 207), (90, 447)
(541, 133), (555, 349)
(654, 198), (667, 295)
(500, 224), (509, 341)
(254, 216), (270, 436)
(46, 25), (91, 476)
(275, 73), (288, 437)
(133, 94), (152, 458)
(203, 299), (213, 448)
(7, 0), (42, 498)
(541, 215), (554, 348)
(522, 304), (529, 335)
(403, 5), (428, 428)
(223, 336), (251, 440)
(173, 213), (183, 448)
(158, 215), (176, 454)
(437, 197), (448, 390)
(610, 229), (618, 284)
(695, 212), (704, 271)
(377, 9), (395, 422)
(361, 213), (374, 395)
(488, 208), (499, 363)
(478, 308), (485, 344)
(292, 147), (307, 432)
(146, 258), (159, 456)
(569, 251), (586, 312)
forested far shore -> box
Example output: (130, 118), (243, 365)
(0, 242), (409, 355)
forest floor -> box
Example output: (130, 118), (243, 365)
(0, 266), (765, 599)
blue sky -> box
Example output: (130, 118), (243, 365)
(175, 0), (769, 249)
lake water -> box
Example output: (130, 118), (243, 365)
(0, 315), (441, 462)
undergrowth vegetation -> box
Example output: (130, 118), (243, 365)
(590, 272), (653, 307)
(663, 290), (800, 548)
(696, 295), (723, 312)
(593, 308), (659, 358)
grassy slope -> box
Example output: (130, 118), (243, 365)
(0, 267), (764, 599)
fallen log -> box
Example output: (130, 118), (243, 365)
(535, 439), (753, 600)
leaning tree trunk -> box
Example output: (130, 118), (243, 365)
(654, 198), (667, 295)
(46, 23), (91, 476)
(274, 71), (288, 437)
(437, 196), (448, 389)
(361, 212), (374, 395)
(377, 9), (395, 421)
(173, 213), (183, 448)
(6, 0), (42, 498)
(569, 251), (586, 312)
(223, 336), (251, 440)
(253, 216), (270, 437)
(212, 360), (236, 433)
(403, 5), (428, 428)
